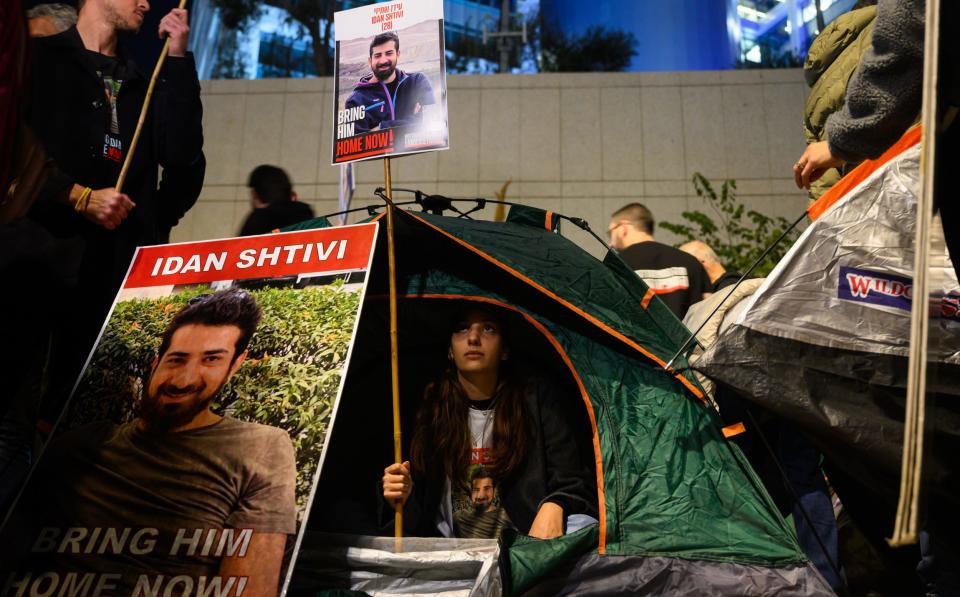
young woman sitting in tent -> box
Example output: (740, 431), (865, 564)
(381, 305), (597, 539)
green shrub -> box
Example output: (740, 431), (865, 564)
(660, 173), (802, 278)
(67, 282), (362, 514)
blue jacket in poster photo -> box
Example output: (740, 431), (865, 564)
(345, 68), (436, 133)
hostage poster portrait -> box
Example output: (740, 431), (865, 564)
(0, 225), (377, 597)
(332, 0), (449, 164)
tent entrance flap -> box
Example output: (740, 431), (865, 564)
(304, 292), (598, 540)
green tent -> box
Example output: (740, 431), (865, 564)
(293, 207), (833, 595)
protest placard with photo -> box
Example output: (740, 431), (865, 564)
(0, 225), (377, 597)
(332, 0), (448, 164)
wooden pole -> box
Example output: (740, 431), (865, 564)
(116, 0), (188, 193)
(384, 157), (403, 551)
(889, 0), (940, 548)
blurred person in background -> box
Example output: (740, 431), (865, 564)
(25, 3), (76, 37)
(607, 203), (711, 319)
(679, 240), (743, 293)
(239, 165), (314, 236)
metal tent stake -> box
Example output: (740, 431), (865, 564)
(383, 157), (403, 551)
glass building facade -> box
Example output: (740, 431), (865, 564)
(189, 0), (863, 78)
(189, 0), (519, 80)
(737, 0), (859, 66)
(540, 0), (860, 71)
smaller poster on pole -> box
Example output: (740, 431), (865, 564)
(332, 0), (448, 164)
(0, 225), (377, 596)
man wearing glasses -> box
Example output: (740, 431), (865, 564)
(608, 203), (711, 319)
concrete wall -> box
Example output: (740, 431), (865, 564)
(174, 69), (810, 257)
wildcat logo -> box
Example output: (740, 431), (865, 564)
(838, 266), (912, 311)
(838, 266), (960, 320)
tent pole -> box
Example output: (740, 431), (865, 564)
(665, 211), (807, 371)
(384, 157), (403, 551)
(116, 0), (188, 193)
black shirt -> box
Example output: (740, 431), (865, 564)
(617, 241), (711, 319)
(85, 49), (125, 81)
(85, 50), (126, 177)
(712, 270), (744, 292)
(385, 76), (399, 99)
(239, 201), (315, 236)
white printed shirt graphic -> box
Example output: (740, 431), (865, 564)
(634, 267), (690, 294)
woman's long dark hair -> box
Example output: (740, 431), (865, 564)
(410, 314), (528, 489)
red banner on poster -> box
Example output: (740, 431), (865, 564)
(334, 128), (396, 163)
(124, 225), (376, 288)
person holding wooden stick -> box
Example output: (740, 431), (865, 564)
(382, 306), (597, 540)
(27, 0), (203, 412)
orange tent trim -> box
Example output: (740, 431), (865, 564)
(403, 211), (707, 403)
(722, 422), (746, 438)
(640, 288), (656, 310)
(807, 125), (922, 222)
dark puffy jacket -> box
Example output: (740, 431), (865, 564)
(345, 69), (435, 133)
(802, 6), (876, 200)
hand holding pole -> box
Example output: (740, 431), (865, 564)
(116, 0), (189, 193)
(383, 157), (404, 551)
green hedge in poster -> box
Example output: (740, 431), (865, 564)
(67, 282), (362, 513)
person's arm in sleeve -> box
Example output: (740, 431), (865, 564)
(529, 381), (596, 539)
(825, 0), (924, 162)
(344, 93), (374, 134)
(383, 74), (435, 129)
(29, 172), (134, 231)
(217, 533), (286, 596)
(24, 49), (133, 229)
(794, 0), (923, 189)
(219, 429), (297, 593)
(414, 73), (436, 109)
(156, 151), (206, 242)
(154, 8), (204, 167)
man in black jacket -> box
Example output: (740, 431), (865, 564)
(345, 31), (436, 134)
(28, 0), (204, 405)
